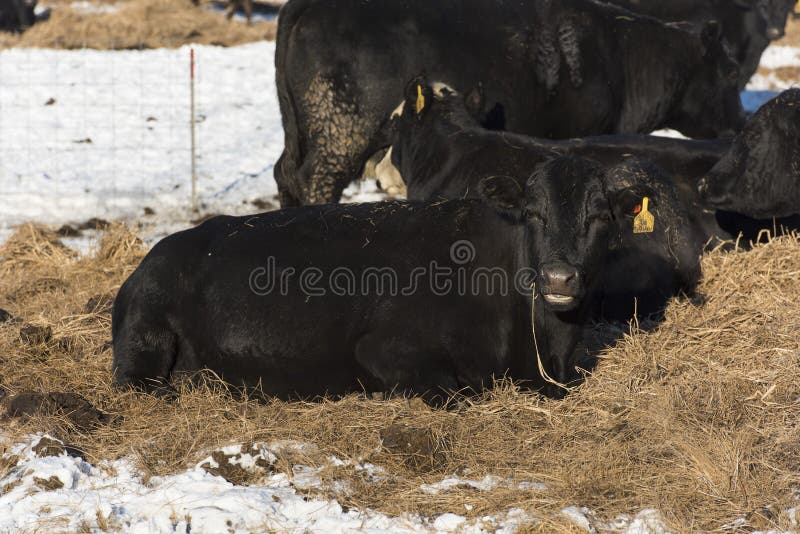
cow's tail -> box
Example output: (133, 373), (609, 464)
(274, 0), (313, 204)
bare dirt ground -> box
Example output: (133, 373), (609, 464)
(1, 224), (800, 531)
(0, 0), (276, 49)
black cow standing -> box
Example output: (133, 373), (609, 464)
(391, 79), (704, 320)
(274, 0), (744, 206)
(0, 0), (36, 32)
(606, 0), (797, 89)
(112, 152), (674, 400)
(699, 89), (800, 219)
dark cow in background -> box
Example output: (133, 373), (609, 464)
(605, 0), (797, 89)
(699, 89), (800, 219)
(113, 152), (671, 399)
(192, 0), (254, 24)
(391, 79), (704, 321)
(274, 0), (744, 206)
(0, 0), (36, 32)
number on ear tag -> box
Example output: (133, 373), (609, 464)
(416, 85), (426, 114)
(633, 196), (655, 234)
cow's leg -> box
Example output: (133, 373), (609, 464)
(354, 333), (458, 406)
(243, 0), (253, 24)
(297, 73), (376, 204)
(112, 320), (177, 396)
(225, 0), (237, 20)
(274, 152), (302, 207)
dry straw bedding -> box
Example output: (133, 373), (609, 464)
(0, 0), (276, 50)
(0, 224), (799, 531)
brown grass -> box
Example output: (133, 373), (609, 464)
(1, 223), (800, 530)
(0, 0), (275, 50)
(778, 16), (800, 48)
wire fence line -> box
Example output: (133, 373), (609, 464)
(0, 39), (282, 226)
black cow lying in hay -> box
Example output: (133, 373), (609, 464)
(274, 0), (744, 206)
(391, 78), (704, 321)
(112, 150), (698, 400)
(699, 88), (800, 220)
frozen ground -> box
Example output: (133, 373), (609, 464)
(0, 435), (540, 533)
(0, 39), (799, 533)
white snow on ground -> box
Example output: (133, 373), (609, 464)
(1, 36), (799, 534)
(0, 41), (284, 244)
(0, 435), (536, 533)
(758, 45), (800, 69)
(561, 506), (670, 534)
(67, 1), (120, 15)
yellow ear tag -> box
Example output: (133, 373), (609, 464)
(633, 196), (655, 234)
(415, 85), (426, 114)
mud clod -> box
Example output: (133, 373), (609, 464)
(200, 445), (276, 485)
(6, 391), (111, 431)
(380, 423), (444, 469)
(19, 325), (53, 345)
(56, 225), (82, 238)
(85, 294), (114, 315)
(33, 475), (64, 491)
(79, 218), (110, 231)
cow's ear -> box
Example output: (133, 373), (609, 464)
(464, 84), (485, 117)
(478, 176), (525, 219)
(603, 162), (658, 221)
(404, 74), (433, 118)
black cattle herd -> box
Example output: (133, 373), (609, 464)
(112, 0), (800, 403)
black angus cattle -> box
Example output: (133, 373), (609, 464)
(112, 153), (664, 400)
(700, 89), (800, 219)
(391, 80), (704, 320)
(274, 0), (744, 206)
(605, 0), (797, 90)
(395, 78), (800, 244)
(0, 0), (36, 32)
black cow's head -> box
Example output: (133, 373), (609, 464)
(753, 0), (796, 39)
(478, 156), (613, 312)
(0, 0), (37, 31)
(390, 75), (487, 180)
(392, 74), (485, 131)
(698, 89), (800, 218)
(667, 21), (745, 139)
(730, 0), (792, 39)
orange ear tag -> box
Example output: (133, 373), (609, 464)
(415, 85), (426, 114)
(633, 197), (655, 234)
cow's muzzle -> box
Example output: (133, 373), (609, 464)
(767, 27), (785, 40)
(539, 263), (583, 310)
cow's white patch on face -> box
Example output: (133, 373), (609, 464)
(390, 82), (457, 121)
(375, 147), (406, 197)
(431, 82), (457, 98)
(390, 100), (406, 119)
